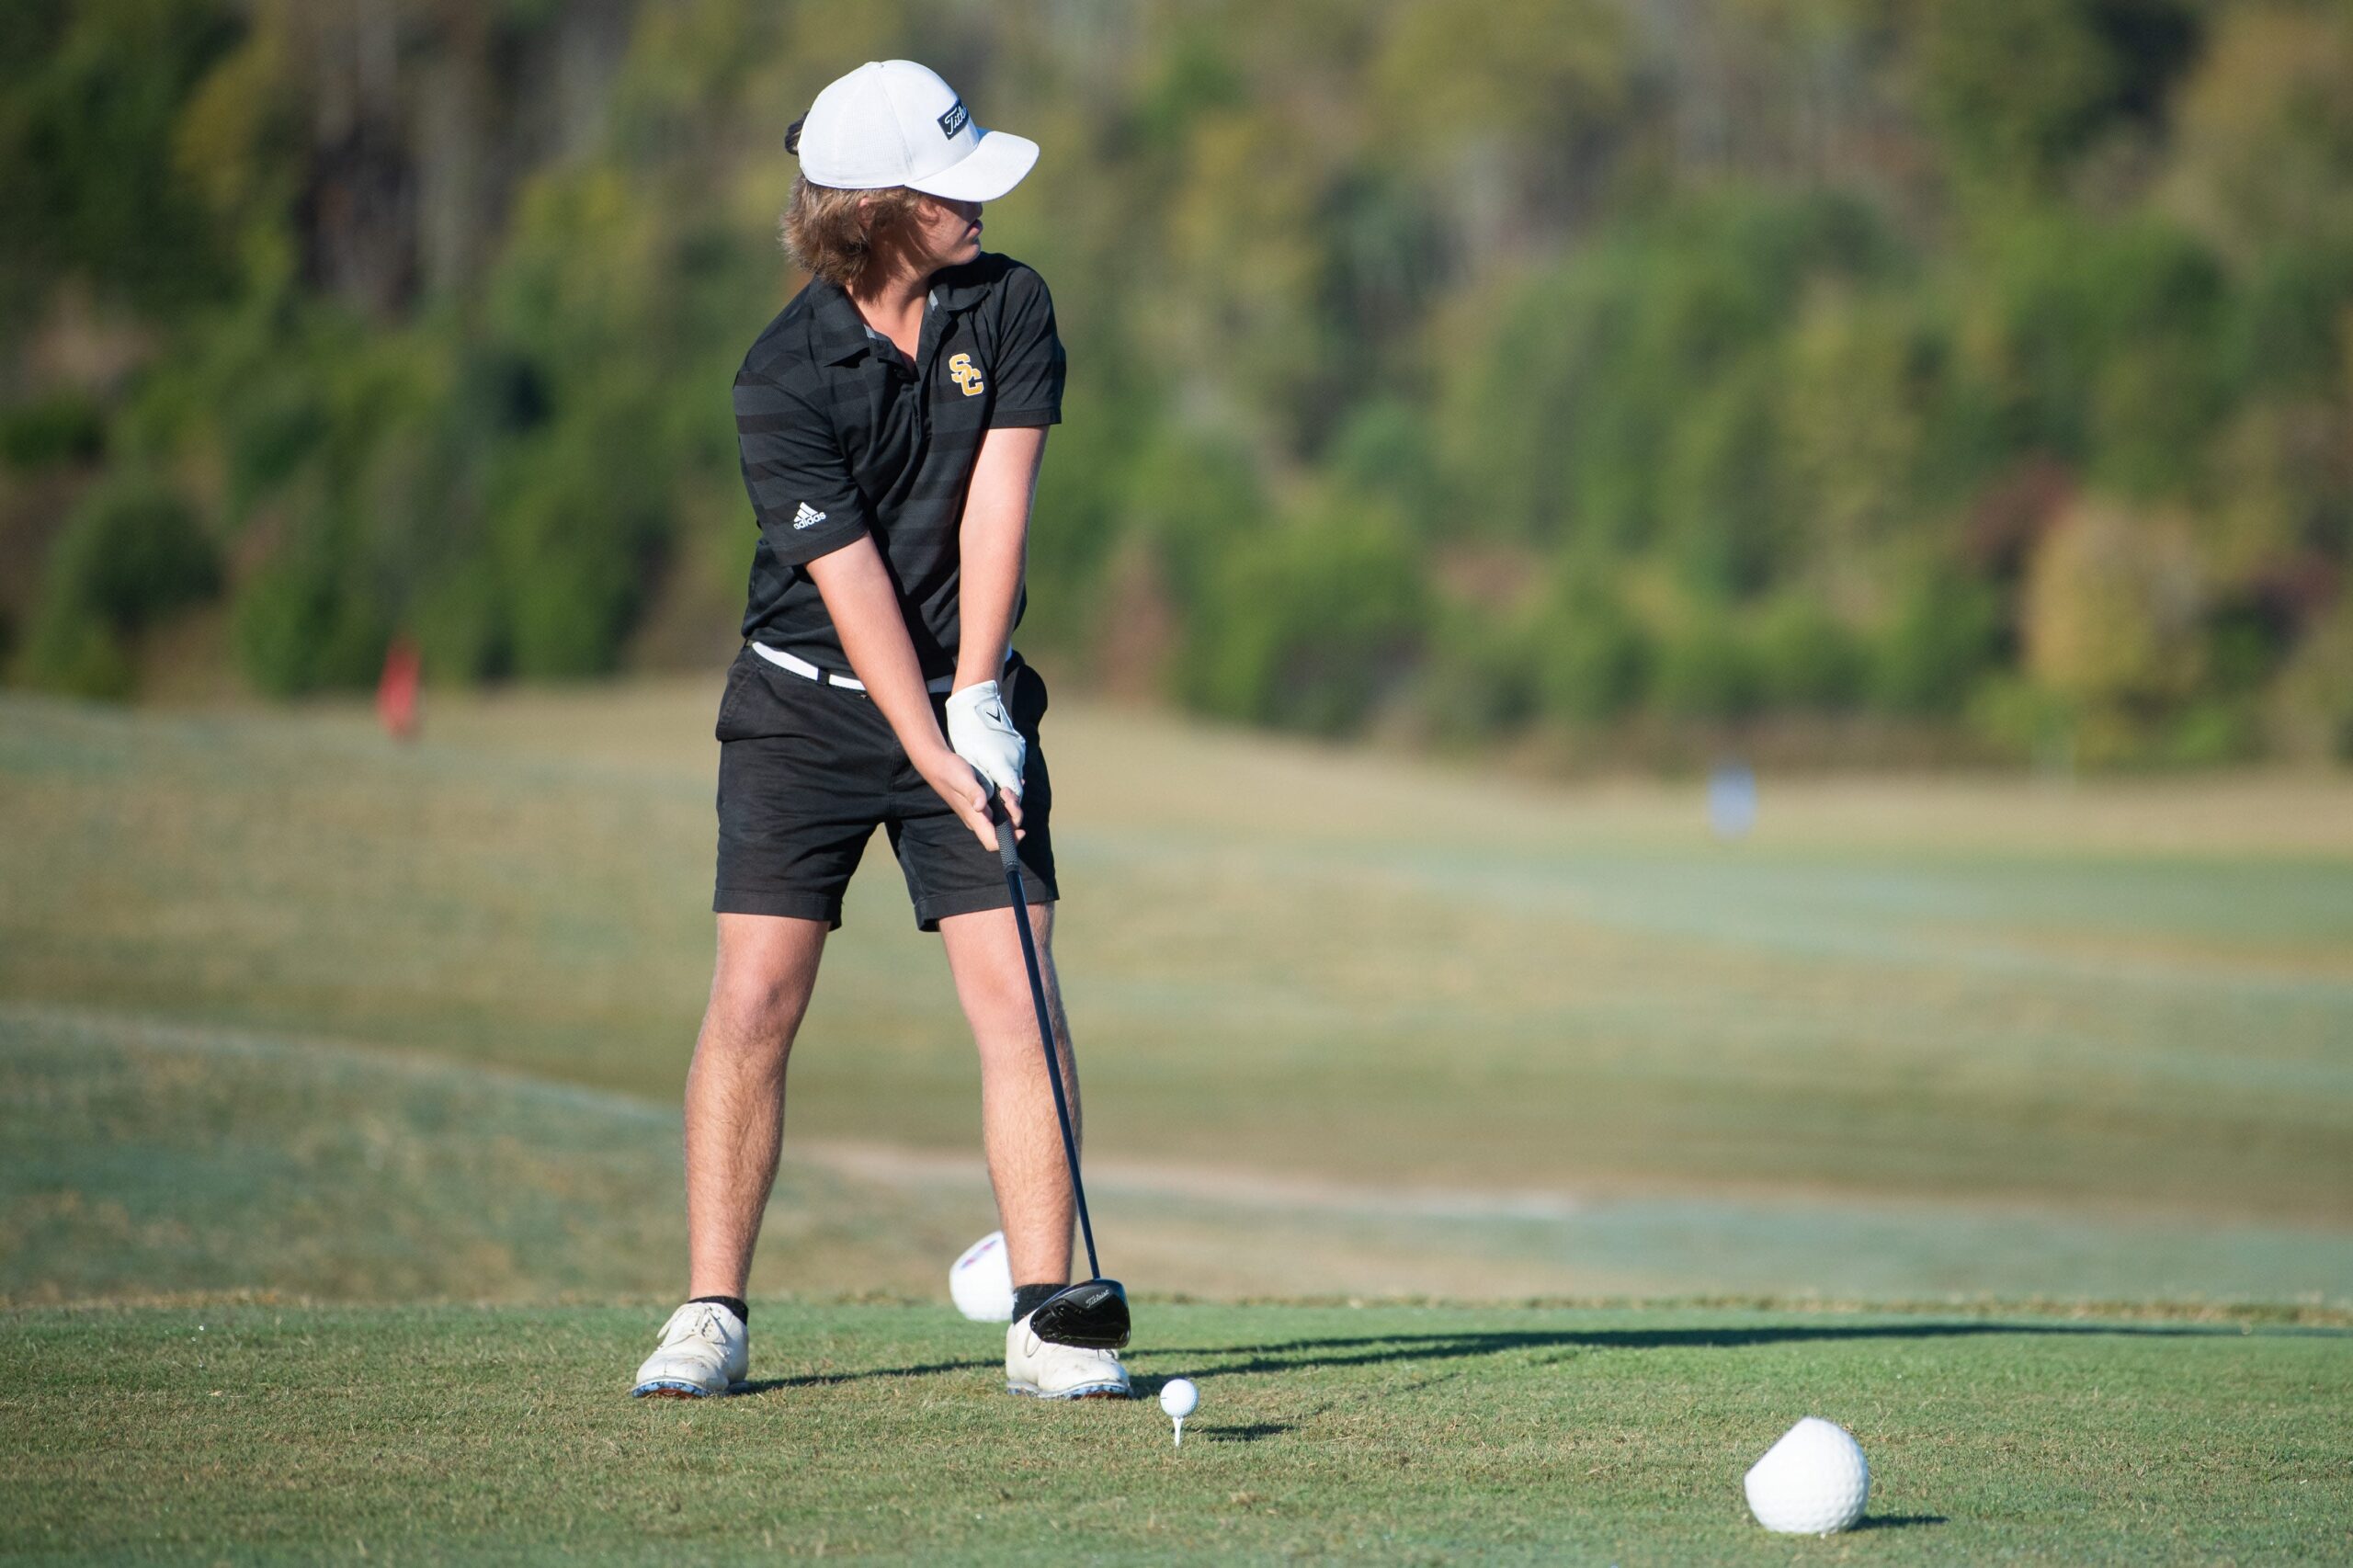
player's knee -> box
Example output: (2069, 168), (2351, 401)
(703, 969), (811, 1059)
(959, 961), (1042, 1042)
(973, 1003), (1074, 1080)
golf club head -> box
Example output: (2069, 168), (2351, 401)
(1029, 1278), (1130, 1348)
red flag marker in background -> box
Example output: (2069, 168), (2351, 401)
(376, 637), (421, 741)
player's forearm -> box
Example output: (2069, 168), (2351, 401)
(955, 522), (1023, 692)
(805, 536), (952, 762)
(954, 427), (1046, 691)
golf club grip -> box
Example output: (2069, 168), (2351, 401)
(993, 808), (1104, 1283)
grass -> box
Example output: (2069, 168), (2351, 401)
(10, 1002), (2353, 1310)
(3, 685), (2353, 1302)
(5, 1302), (2347, 1564)
(3, 686), (2349, 1232)
(0, 1006), (994, 1306)
(4, 683), (2351, 1559)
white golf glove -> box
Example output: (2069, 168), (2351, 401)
(945, 679), (1025, 801)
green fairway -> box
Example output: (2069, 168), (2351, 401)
(4, 685), (2351, 1304)
(10, 1000), (2353, 1312)
(4, 686), (2353, 1561)
(5, 1302), (2347, 1564)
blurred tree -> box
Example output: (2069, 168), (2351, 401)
(1912, 0), (2198, 204)
(2268, 603), (2353, 761)
(2157, 1), (2353, 267)
(1438, 187), (1904, 552)
(1181, 487), (1426, 734)
(1780, 288), (1932, 582)
(170, 7), (304, 286)
(0, 0), (240, 327)
(1122, 426), (1268, 618)
(0, 392), (107, 472)
(1371, 0), (1633, 268)
(1531, 569), (1651, 722)
(1126, 12), (1248, 158)
(2023, 497), (2206, 743)
(1656, 348), (1785, 597)
(2197, 398), (2352, 592)
(2222, 243), (2353, 403)
(1652, 611), (1764, 719)
(0, 0), (2345, 767)
(1159, 104), (1339, 458)
(1419, 599), (1540, 743)
(234, 531), (392, 697)
(1871, 565), (2005, 714)
(1755, 592), (1867, 708)
(1962, 210), (2226, 494)
(18, 472), (217, 697)
(1325, 397), (1447, 535)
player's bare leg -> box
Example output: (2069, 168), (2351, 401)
(686, 912), (829, 1297)
(941, 902), (1127, 1398)
(632, 912), (825, 1397)
(940, 901), (1075, 1287)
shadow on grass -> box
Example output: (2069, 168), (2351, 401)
(1852, 1515), (1949, 1531)
(1146, 1320), (2329, 1381)
(1188, 1422), (1294, 1444)
(735, 1358), (995, 1394)
(722, 1319), (2342, 1397)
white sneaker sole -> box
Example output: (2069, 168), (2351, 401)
(1005, 1379), (1131, 1401)
(631, 1378), (745, 1399)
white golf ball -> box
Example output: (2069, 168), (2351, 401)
(1744, 1416), (1870, 1535)
(948, 1231), (1014, 1322)
(1158, 1378), (1199, 1420)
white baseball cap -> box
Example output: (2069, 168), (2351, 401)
(792, 61), (1038, 202)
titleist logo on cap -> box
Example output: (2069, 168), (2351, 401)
(937, 99), (970, 139)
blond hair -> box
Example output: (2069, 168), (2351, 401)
(779, 176), (926, 288)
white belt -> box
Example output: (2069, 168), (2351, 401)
(751, 642), (957, 694)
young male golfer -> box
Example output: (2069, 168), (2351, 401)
(630, 61), (1127, 1401)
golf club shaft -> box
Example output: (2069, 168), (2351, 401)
(994, 810), (1103, 1282)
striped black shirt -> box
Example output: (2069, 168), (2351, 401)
(732, 252), (1065, 678)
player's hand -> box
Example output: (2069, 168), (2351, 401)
(915, 743), (1022, 851)
(945, 680), (1025, 802)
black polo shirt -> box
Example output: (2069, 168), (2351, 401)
(732, 252), (1064, 678)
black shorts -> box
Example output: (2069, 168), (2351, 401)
(711, 646), (1058, 930)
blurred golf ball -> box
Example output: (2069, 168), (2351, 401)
(948, 1231), (1014, 1322)
(1158, 1378), (1199, 1419)
(1744, 1416), (1870, 1535)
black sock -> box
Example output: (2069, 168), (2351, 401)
(1011, 1282), (1064, 1324)
(690, 1294), (749, 1324)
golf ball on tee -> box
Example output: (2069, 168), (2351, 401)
(1744, 1416), (1870, 1534)
(1158, 1378), (1199, 1419)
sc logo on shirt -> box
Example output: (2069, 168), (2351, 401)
(947, 353), (985, 397)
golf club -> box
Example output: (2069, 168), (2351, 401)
(990, 797), (1130, 1349)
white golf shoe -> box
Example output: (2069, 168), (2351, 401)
(1005, 1310), (1131, 1400)
(631, 1301), (749, 1398)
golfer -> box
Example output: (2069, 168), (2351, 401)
(630, 62), (1126, 1401)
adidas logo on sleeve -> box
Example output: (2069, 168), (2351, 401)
(792, 502), (827, 529)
